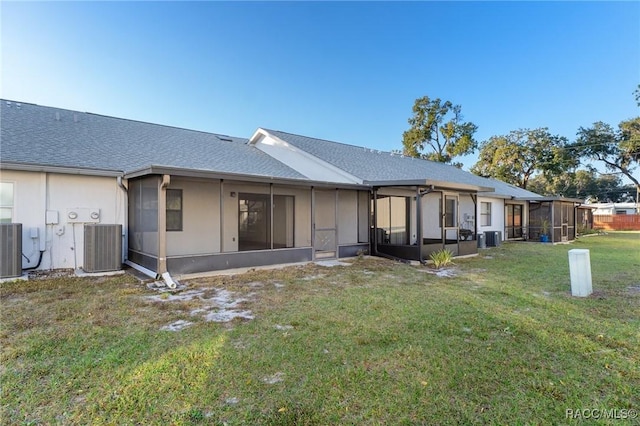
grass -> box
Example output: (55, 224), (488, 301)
(1, 232), (639, 425)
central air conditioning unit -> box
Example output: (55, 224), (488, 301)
(484, 231), (502, 247)
(84, 224), (122, 273)
(0, 223), (22, 278)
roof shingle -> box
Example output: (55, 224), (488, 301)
(1, 101), (307, 180)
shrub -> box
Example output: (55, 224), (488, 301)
(429, 249), (454, 269)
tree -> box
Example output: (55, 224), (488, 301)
(573, 117), (640, 193)
(634, 84), (640, 107)
(527, 170), (622, 201)
(470, 128), (576, 189)
(402, 96), (478, 166)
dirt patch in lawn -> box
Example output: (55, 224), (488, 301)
(146, 287), (255, 330)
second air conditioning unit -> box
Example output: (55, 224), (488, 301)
(84, 224), (122, 273)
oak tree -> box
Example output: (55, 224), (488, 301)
(402, 96), (477, 166)
(573, 117), (640, 192)
(471, 128), (576, 189)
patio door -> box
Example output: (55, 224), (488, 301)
(505, 204), (523, 239)
(443, 193), (459, 255)
(313, 189), (337, 259)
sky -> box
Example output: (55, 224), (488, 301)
(2, 1), (639, 178)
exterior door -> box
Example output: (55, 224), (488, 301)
(506, 204), (523, 239)
(313, 190), (337, 259)
(443, 193), (459, 255)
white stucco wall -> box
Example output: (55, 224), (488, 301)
(0, 170), (125, 271)
(166, 178), (220, 256)
(477, 197), (505, 240)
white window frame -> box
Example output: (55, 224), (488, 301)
(0, 182), (15, 224)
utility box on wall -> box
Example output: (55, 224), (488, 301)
(84, 224), (122, 273)
(0, 223), (22, 278)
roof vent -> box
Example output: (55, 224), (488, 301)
(55, 112), (60, 121)
(5, 101), (11, 106)
(216, 135), (233, 142)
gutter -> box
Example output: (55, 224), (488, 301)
(0, 161), (122, 177)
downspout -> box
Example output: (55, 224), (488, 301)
(117, 176), (128, 266)
(158, 175), (177, 288)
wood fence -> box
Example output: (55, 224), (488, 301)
(593, 214), (640, 231)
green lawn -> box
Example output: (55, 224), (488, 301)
(1, 233), (639, 425)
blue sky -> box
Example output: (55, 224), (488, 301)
(2, 1), (639, 175)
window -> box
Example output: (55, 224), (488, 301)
(481, 202), (492, 226)
(166, 189), (183, 231)
(239, 193), (294, 251)
(0, 182), (14, 223)
(444, 196), (457, 228)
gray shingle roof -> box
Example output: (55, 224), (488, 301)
(479, 178), (543, 199)
(265, 129), (495, 190)
(0, 100), (307, 180)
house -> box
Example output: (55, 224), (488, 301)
(0, 100), (583, 281)
(587, 202), (639, 215)
(586, 202), (640, 231)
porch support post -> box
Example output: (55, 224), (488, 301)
(456, 193), (461, 255)
(440, 192), (445, 248)
(550, 202), (555, 243)
(335, 189), (339, 256)
(270, 183), (274, 250)
(372, 188), (378, 256)
(311, 187), (315, 260)
(157, 174), (170, 275)
(416, 187), (423, 263)
(220, 180), (224, 252)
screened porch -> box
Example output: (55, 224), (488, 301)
(371, 186), (480, 263)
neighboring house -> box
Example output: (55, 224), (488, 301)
(587, 202), (639, 215)
(587, 202), (640, 231)
(0, 100), (583, 281)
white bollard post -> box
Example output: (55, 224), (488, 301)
(568, 249), (593, 297)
